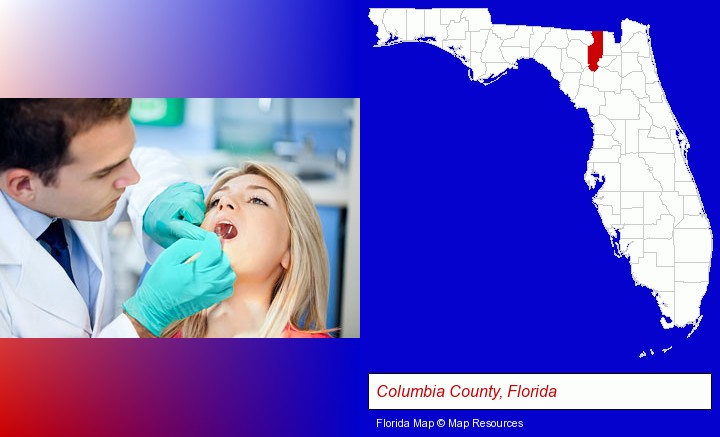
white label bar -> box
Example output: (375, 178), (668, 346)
(369, 374), (711, 410)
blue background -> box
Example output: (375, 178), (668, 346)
(0, 0), (716, 435)
(362, 1), (717, 433)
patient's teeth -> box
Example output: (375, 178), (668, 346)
(214, 222), (237, 239)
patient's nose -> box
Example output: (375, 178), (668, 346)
(218, 198), (235, 211)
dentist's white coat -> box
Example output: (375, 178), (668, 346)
(0, 147), (188, 337)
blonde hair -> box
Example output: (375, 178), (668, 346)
(163, 162), (330, 338)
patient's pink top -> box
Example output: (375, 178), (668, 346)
(171, 324), (332, 338)
(283, 324), (332, 338)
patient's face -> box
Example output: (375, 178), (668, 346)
(201, 174), (290, 284)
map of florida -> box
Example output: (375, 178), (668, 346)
(370, 8), (712, 334)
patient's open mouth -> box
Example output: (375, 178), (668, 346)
(214, 221), (238, 240)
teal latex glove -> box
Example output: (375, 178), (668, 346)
(143, 182), (207, 248)
(123, 231), (236, 336)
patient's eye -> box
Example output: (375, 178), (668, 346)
(250, 196), (268, 206)
(209, 197), (220, 208)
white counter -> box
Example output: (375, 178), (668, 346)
(178, 151), (350, 207)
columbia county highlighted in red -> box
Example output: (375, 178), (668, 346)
(588, 31), (604, 72)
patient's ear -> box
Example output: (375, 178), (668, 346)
(2, 168), (37, 203)
(281, 249), (290, 270)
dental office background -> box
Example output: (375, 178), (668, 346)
(112, 98), (360, 337)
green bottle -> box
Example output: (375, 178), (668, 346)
(130, 98), (185, 126)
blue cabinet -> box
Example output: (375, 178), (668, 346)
(316, 206), (343, 330)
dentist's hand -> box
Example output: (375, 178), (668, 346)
(143, 182), (207, 248)
(123, 231), (236, 337)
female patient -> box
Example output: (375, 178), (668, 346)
(163, 162), (331, 338)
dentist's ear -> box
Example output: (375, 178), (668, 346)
(2, 168), (37, 203)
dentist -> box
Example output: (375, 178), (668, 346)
(0, 99), (235, 337)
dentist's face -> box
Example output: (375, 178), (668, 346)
(201, 174), (291, 286)
(33, 114), (140, 221)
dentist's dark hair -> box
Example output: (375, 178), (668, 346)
(0, 99), (132, 185)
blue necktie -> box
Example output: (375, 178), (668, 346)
(38, 219), (75, 284)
